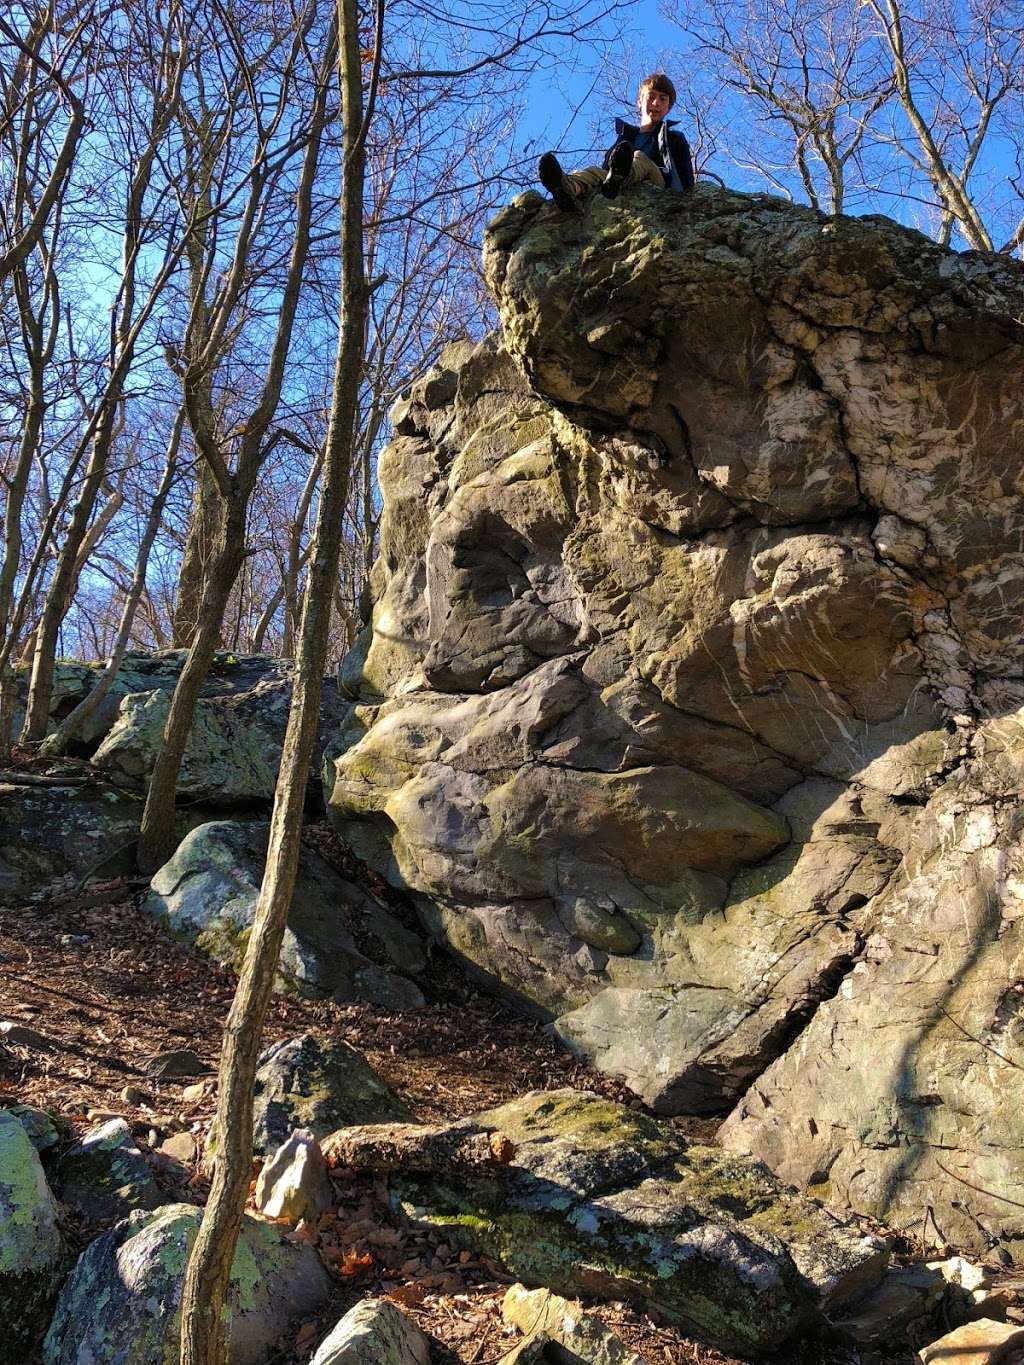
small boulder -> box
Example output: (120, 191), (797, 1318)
(0, 1021), (50, 1050)
(55, 1118), (162, 1224)
(42, 1202), (333, 1365)
(309, 1299), (430, 1365)
(0, 1109), (64, 1358)
(502, 1284), (643, 1365)
(141, 1048), (211, 1078)
(253, 1033), (414, 1155)
(4, 1104), (63, 1155)
(254, 1130), (332, 1224)
(143, 820), (425, 1010)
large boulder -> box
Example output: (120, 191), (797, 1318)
(42, 1202), (333, 1364)
(0, 1109), (64, 1362)
(144, 820), (425, 1010)
(327, 185), (1024, 1254)
(386, 1089), (887, 1353)
(0, 777), (145, 901)
(92, 654), (347, 802)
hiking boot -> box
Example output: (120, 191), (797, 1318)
(600, 140), (634, 199)
(538, 152), (577, 212)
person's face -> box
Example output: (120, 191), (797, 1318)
(638, 84), (673, 128)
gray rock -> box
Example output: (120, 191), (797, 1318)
(0, 1021), (50, 1050)
(328, 186), (1024, 1253)
(0, 781), (145, 901)
(392, 1088), (887, 1353)
(252, 1033), (414, 1156)
(93, 661), (348, 803)
(720, 715), (1024, 1255)
(55, 1118), (162, 1224)
(142, 1049), (211, 1078)
(42, 1202), (333, 1365)
(4, 1105), (63, 1155)
(309, 1299), (430, 1365)
(0, 1109), (64, 1358)
(144, 820), (425, 1010)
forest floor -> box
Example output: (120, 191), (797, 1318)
(0, 818), (961, 1365)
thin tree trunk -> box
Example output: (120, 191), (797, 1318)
(177, 0), (373, 1357)
(172, 458), (222, 647)
(136, 498), (248, 874)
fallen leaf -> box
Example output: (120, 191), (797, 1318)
(338, 1247), (374, 1277)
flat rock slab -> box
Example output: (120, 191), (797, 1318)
(42, 1202), (332, 1365)
(388, 1088), (887, 1353)
(918, 1319), (1024, 1365)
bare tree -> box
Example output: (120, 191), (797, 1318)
(668, 0), (893, 212)
(866, 0), (1024, 249)
(136, 1), (337, 873)
(177, 0), (374, 1354)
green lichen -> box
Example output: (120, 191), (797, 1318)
(398, 1179), (805, 1350)
(0, 1114), (60, 1276)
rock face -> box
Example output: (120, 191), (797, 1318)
(0, 778), (146, 900)
(0, 1109), (64, 1361)
(328, 184), (1024, 1254)
(144, 820), (426, 1010)
(42, 1202), (332, 1365)
(390, 1089), (887, 1352)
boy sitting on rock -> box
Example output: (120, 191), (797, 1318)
(538, 72), (695, 211)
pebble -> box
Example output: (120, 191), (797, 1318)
(120, 1085), (148, 1106)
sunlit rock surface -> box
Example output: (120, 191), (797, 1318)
(328, 184), (1024, 1253)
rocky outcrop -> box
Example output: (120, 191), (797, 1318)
(42, 1202), (332, 1364)
(386, 1088), (887, 1352)
(144, 821), (426, 1010)
(93, 655), (347, 803)
(327, 184), (1024, 1254)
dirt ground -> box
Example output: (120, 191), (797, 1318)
(0, 816), (984, 1365)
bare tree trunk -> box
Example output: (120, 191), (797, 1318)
(172, 458), (222, 647)
(20, 411), (124, 740)
(136, 499), (248, 873)
(177, 1), (373, 1357)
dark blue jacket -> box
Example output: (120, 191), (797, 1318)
(605, 118), (694, 192)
